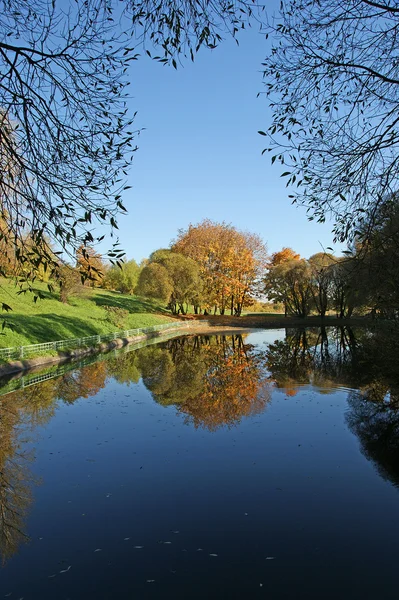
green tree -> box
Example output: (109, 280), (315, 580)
(265, 257), (313, 318)
(104, 258), (140, 294)
(329, 257), (362, 319)
(150, 249), (201, 314)
(136, 262), (173, 302)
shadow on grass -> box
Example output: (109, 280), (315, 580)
(92, 291), (169, 315)
(3, 313), (101, 344)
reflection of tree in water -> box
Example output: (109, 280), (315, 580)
(0, 361), (109, 563)
(265, 326), (368, 395)
(266, 325), (399, 487)
(346, 393), (399, 487)
(3, 326), (399, 559)
(0, 382), (57, 564)
(137, 335), (271, 431)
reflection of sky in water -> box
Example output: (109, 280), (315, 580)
(245, 328), (286, 346)
(1, 328), (399, 600)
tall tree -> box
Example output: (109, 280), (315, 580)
(136, 262), (173, 302)
(262, 0), (399, 243)
(172, 220), (267, 315)
(266, 247), (301, 316)
(104, 258), (140, 294)
(264, 258), (313, 318)
(146, 249), (201, 314)
(308, 252), (336, 318)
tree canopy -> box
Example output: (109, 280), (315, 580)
(172, 219), (267, 315)
(262, 0), (399, 242)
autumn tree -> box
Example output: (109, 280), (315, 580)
(264, 258), (313, 318)
(56, 264), (84, 304)
(270, 247), (300, 266)
(262, 0), (399, 243)
(172, 220), (267, 315)
(76, 245), (106, 287)
(264, 248), (301, 316)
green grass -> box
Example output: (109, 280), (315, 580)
(0, 278), (174, 348)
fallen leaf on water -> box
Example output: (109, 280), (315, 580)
(60, 566), (71, 573)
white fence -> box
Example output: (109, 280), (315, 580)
(0, 327), (185, 397)
(0, 321), (184, 361)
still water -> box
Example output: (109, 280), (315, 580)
(1, 327), (399, 599)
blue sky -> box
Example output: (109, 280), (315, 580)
(107, 24), (345, 263)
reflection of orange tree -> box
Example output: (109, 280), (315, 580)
(180, 336), (270, 431)
(137, 335), (270, 431)
(56, 362), (108, 404)
(0, 383), (57, 564)
(0, 362), (108, 563)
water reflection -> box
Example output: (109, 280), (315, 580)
(0, 386), (54, 563)
(264, 326), (399, 488)
(264, 326), (399, 396)
(347, 392), (399, 487)
(2, 327), (399, 565)
(135, 335), (270, 430)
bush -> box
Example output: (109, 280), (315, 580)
(103, 305), (129, 329)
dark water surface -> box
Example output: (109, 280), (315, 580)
(1, 327), (399, 599)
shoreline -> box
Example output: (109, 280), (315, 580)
(0, 315), (374, 378)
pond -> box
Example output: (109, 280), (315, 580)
(1, 327), (399, 599)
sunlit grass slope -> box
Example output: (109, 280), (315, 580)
(0, 278), (173, 348)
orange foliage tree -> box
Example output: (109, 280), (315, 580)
(172, 220), (268, 315)
(76, 245), (106, 287)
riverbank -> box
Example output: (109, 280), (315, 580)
(0, 278), (173, 348)
(0, 320), (257, 377)
(0, 312), (377, 378)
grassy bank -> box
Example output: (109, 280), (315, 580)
(0, 278), (174, 348)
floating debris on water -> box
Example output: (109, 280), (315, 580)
(60, 566), (71, 573)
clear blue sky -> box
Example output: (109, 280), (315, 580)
(106, 24), (345, 262)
